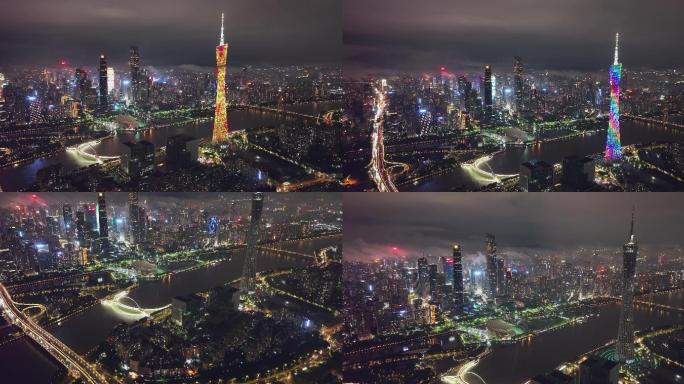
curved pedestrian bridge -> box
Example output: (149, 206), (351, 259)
(101, 290), (171, 319)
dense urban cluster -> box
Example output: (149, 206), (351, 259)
(343, 212), (684, 383)
(0, 192), (343, 383)
(0, 15), (345, 192)
(343, 38), (684, 192)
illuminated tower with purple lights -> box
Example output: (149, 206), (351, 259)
(605, 33), (622, 162)
(213, 13), (229, 144)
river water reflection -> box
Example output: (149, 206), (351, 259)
(461, 290), (684, 384)
(0, 101), (341, 191)
(406, 120), (684, 191)
(0, 236), (340, 383)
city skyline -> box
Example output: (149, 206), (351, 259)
(0, 191), (342, 383)
(343, 193), (683, 383)
(0, 0), (683, 382)
(343, 193), (684, 261)
(0, 0), (340, 67)
(0, 4), (345, 194)
(344, 0), (684, 75)
(0, 192), (341, 210)
(342, 24), (684, 192)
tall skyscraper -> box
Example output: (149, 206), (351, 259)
(98, 54), (108, 112)
(617, 207), (638, 363)
(128, 192), (140, 245)
(213, 13), (229, 143)
(605, 33), (623, 162)
(75, 210), (86, 245)
(485, 234), (498, 297)
(513, 56), (524, 114)
(416, 256), (429, 296)
(75, 68), (89, 106)
(496, 257), (505, 296)
(428, 264), (438, 299)
(97, 192), (108, 239)
(453, 244), (464, 310)
(62, 204), (73, 232)
(129, 46), (141, 103)
(85, 203), (98, 232)
(106, 67), (115, 95)
(440, 256), (453, 286)
(0, 72), (5, 127)
(240, 192), (264, 298)
(484, 65), (493, 124)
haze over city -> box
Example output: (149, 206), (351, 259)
(343, 193), (684, 260)
(343, 192), (684, 383)
(0, 0), (340, 67)
(344, 0), (684, 75)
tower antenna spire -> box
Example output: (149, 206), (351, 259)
(629, 205), (635, 237)
(220, 12), (225, 46)
(614, 32), (620, 65)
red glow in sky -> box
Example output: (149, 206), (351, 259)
(388, 246), (407, 258)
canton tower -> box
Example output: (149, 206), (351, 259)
(617, 207), (638, 363)
(212, 13), (229, 143)
(605, 33), (622, 162)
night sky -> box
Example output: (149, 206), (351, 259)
(343, 193), (684, 261)
(344, 0), (684, 75)
(0, 0), (340, 68)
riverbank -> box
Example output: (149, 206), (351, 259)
(0, 236), (341, 382)
(456, 291), (683, 383)
(403, 119), (684, 191)
(0, 101), (343, 190)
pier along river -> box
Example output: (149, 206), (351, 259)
(0, 236), (340, 383)
(0, 101), (341, 191)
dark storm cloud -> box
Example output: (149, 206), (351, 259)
(343, 193), (684, 261)
(0, 0), (340, 67)
(343, 0), (684, 75)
